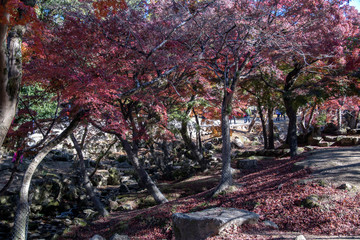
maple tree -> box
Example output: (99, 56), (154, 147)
(250, 1), (359, 157)
(22, 0), (212, 206)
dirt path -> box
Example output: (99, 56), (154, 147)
(295, 146), (360, 189)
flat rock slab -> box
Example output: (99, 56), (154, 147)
(172, 207), (259, 240)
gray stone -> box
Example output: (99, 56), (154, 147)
(301, 195), (320, 208)
(89, 234), (105, 240)
(322, 135), (338, 142)
(118, 161), (133, 168)
(109, 200), (119, 211)
(263, 220), (279, 229)
(336, 136), (359, 146)
(91, 170), (109, 187)
(231, 137), (244, 149)
(204, 142), (214, 150)
(118, 184), (130, 193)
(295, 235), (306, 240)
(236, 159), (257, 170)
(318, 141), (331, 147)
(172, 207), (259, 240)
(108, 167), (121, 185)
(337, 183), (353, 191)
(110, 233), (130, 240)
(308, 136), (322, 146)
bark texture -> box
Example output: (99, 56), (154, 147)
(12, 111), (84, 240)
(70, 134), (109, 217)
(118, 136), (168, 204)
(0, 0), (36, 149)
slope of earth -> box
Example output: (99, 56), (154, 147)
(59, 148), (360, 240)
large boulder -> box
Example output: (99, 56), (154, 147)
(335, 136), (360, 146)
(172, 207), (259, 240)
(108, 167), (121, 185)
(236, 158), (257, 170)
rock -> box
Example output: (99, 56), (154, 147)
(301, 195), (320, 208)
(295, 235), (306, 240)
(336, 128), (347, 135)
(308, 136), (322, 146)
(291, 162), (306, 172)
(118, 184), (130, 193)
(231, 137), (244, 149)
(336, 136), (359, 146)
(48, 150), (74, 161)
(109, 200), (119, 211)
(108, 167), (121, 185)
(89, 234), (105, 240)
(121, 200), (138, 211)
(322, 135), (338, 142)
(204, 142), (214, 150)
(73, 218), (87, 227)
(347, 129), (358, 135)
(91, 170), (109, 187)
(172, 207), (259, 240)
(83, 209), (97, 219)
(236, 159), (257, 170)
(322, 123), (338, 134)
(110, 233), (130, 240)
(263, 220), (278, 229)
(118, 161), (133, 168)
(318, 141), (331, 147)
(337, 183), (353, 191)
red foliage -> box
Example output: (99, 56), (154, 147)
(60, 154), (360, 239)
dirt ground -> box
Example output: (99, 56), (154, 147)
(295, 146), (360, 189)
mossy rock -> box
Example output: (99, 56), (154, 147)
(108, 167), (121, 185)
(138, 196), (157, 209)
(301, 195), (320, 208)
(73, 218), (87, 227)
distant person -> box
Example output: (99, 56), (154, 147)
(281, 111), (286, 120)
(244, 108), (251, 123)
(276, 109), (281, 121)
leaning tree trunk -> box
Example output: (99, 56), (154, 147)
(12, 111), (84, 240)
(70, 134), (109, 217)
(118, 137), (168, 204)
(284, 95), (298, 158)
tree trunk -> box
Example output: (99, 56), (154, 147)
(193, 109), (203, 152)
(212, 97), (233, 196)
(159, 140), (169, 170)
(257, 100), (268, 149)
(0, 24), (24, 148)
(267, 107), (275, 149)
(70, 134), (109, 217)
(338, 107), (342, 129)
(284, 96), (298, 158)
(12, 111), (84, 240)
(118, 137), (168, 204)
(305, 103), (317, 130)
(180, 117), (205, 170)
(0, 0), (36, 149)
(247, 113), (257, 133)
